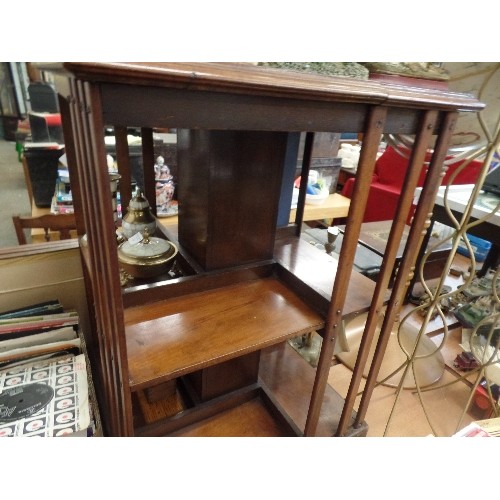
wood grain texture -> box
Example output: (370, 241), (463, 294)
(177, 129), (287, 270)
(274, 236), (380, 318)
(169, 397), (291, 437)
(49, 62), (484, 111)
(125, 278), (324, 391)
(259, 342), (366, 436)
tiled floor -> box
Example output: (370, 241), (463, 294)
(0, 139), (31, 247)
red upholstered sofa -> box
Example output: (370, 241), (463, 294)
(340, 146), (484, 223)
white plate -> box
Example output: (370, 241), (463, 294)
(157, 204), (179, 218)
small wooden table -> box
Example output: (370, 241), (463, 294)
(289, 193), (350, 224)
(30, 204), (52, 242)
(156, 195), (351, 230)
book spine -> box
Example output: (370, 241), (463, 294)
(0, 300), (63, 319)
(0, 314), (79, 335)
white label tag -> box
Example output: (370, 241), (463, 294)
(128, 232), (144, 245)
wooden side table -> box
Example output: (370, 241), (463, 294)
(289, 193), (350, 224)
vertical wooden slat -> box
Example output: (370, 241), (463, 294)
(355, 111), (459, 430)
(336, 110), (438, 436)
(67, 78), (119, 436)
(141, 127), (157, 217)
(57, 95), (85, 237)
(58, 89), (101, 386)
(83, 81), (134, 436)
(72, 79), (133, 436)
(294, 132), (314, 236)
(304, 106), (387, 437)
(114, 125), (132, 216)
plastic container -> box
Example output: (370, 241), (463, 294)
(312, 160), (342, 193)
(457, 233), (492, 262)
(24, 145), (65, 207)
(305, 188), (329, 205)
(337, 143), (361, 171)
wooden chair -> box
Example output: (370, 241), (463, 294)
(12, 213), (77, 244)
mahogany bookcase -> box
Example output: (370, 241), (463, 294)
(40, 63), (483, 437)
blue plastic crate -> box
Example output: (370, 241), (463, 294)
(457, 233), (492, 262)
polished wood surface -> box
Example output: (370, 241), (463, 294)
(169, 341), (367, 437)
(185, 351), (261, 402)
(177, 130), (287, 270)
(43, 62), (483, 436)
(125, 278), (324, 391)
(47, 62), (484, 112)
(259, 342), (366, 436)
(136, 387), (185, 425)
(274, 236), (381, 319)
(289, 192), (350, 223)
(170, 396), (291, 437)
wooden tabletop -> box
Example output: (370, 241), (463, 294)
(43, 62), (484, 112)
(289, 192), (350, 223)
(156, 193), (351, 230)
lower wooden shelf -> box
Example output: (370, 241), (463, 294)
(168, 394), (294, 437)
(133, 341), (367, 437)
(259, 342), (367, 437)
(122, 238), (376, 436)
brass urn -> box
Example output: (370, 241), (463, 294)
(121, 190), (157, 239)
(118, 228), (178, 278)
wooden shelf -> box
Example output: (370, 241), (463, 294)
(138, 341), (367, 437)
(274, 236), (381, 319)
(168, 395), (294, 437)
(259, 342), (367, 437)
(125, 277), (324, 391)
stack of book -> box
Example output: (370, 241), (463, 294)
(51, 168), (74, 215)
(453, 417), (500, 437)
(0, 300), (98, 437)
